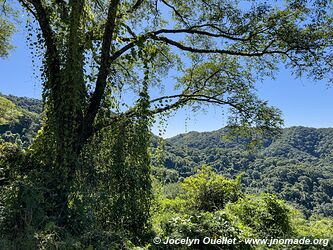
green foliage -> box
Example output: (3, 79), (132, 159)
(291, 210), (333, 239)
(77, 118), (153, 244)
(0, 142), (24, 186)
(4, 94), (43, 114)
(152, 167), (333, 250)
(0, 143), (43, 249)
(181, 165), (242, 211)
(0, 96), (22, 125)
(159, 211), (252, 250)
(226, 194), (293, 238)
(1, 93), (333, 250)
(152, 168), (253, 249)
(156, 127), (333, 217)
(0, 127), (152, 249)
(0, 1), (15, 58)
(152, 166), (180, 184)
(1, 0), (333, 247)
(0, 95), (41, 147)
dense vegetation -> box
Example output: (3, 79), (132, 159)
(0, 94), (41, 147)
(1, 95), (333, 248)
(1, 0), (333, 249)
(2, 95), (332, 218)
(0, 0), (15, 59)
(152, 166), (333, 249)
(154, 127), (333, 218)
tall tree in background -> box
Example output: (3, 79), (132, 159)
(1, 0), (333, 246)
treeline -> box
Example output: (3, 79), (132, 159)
(4, 94), (42, 114)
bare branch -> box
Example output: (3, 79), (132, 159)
(153, 28), (250, 42)
(160, 0), (189, 26)
(149, 34), (291, 57)
(150, 93), (245, 113)
(92, 92), (248, 135)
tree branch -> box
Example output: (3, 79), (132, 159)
(150, 93), (246, 113)
(109, 41), (137, 62)
(128, 0), (145, 13)
(92, 92), (248, 136)
(160, 0), (189, 26)
(117, 0), (146, 19)
(153, 28), (250, 41)
(149, 34), (291, 57)
(84, 0), (120, 139)
(18, 0), (38, 19)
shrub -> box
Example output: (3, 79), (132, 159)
(181, 165), (242, 211)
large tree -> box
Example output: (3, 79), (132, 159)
(1, 0), (333, 246)
(17, 0), (332, 149)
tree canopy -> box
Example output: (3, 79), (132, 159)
(0, 0), (15, 58)
(15, 0), (333, 141)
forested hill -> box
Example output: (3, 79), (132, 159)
(1, 94), (332, 217)
(166, 127), (333, 169)
(4, 94), (42, 114)
(159, 127), (333, 175)
(154, 127), (333, 217)
(0, 94), (41, 147)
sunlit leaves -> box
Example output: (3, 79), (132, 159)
(181, 165), (242, 211)
(0, 97), (22, 126)
(0, 1), (15, 58)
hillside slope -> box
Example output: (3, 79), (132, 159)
(0, 94), (41, 147)
(156, 127), (333, 217)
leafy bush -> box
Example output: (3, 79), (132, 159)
(152, 167), (333, 250)
(181, 165), (242, 211)
(225, 194), (293, 238)
(159, 211), (252, 250)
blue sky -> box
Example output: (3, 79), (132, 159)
(1, 16), (333, 138)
